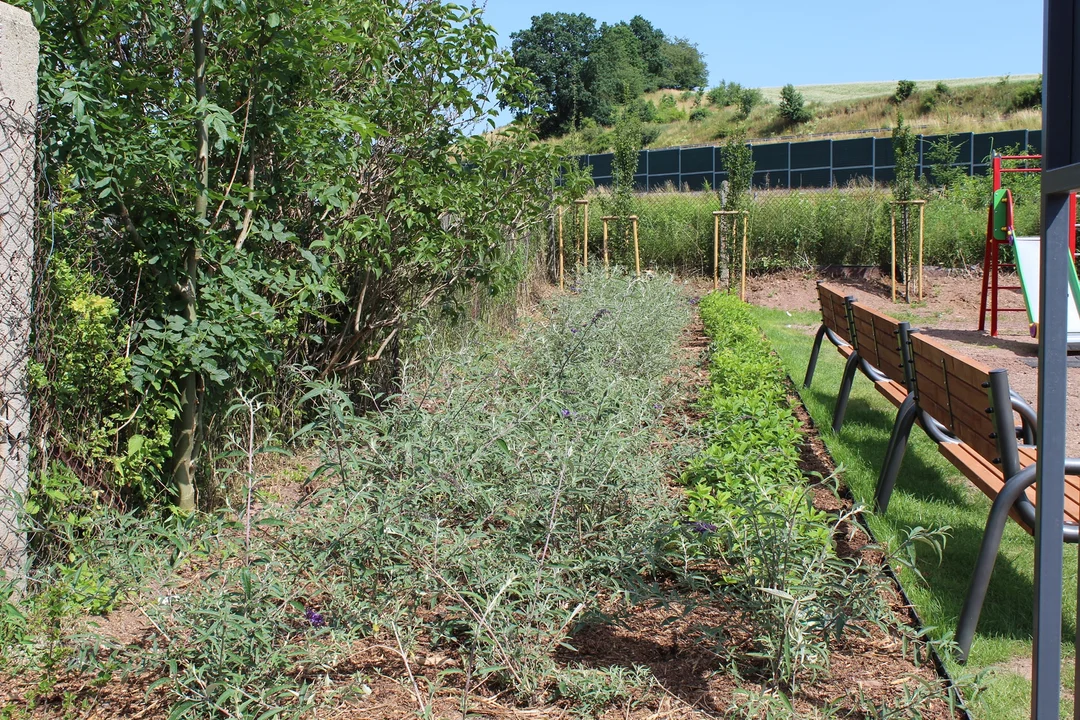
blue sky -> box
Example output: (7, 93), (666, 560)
(479, 0), (1041, 124)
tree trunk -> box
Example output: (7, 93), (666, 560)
(171, 13), (208, 511)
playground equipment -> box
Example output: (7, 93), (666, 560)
(889, 200), (925, 303)
(978, 153), (1080, 341)
(600, 215), (642, 277)
(712, 210), (749, 299)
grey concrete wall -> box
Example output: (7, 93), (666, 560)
(0, 2), (37, 584)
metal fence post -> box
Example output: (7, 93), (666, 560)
(1033, 2), (1076, 716)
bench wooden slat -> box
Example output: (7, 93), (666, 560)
(817, 284), (852, 343)
(912, 367), (993, 420)
(939, 443), (1080, 528)
(1016, 447), (1080, 503)
(873, 380), (908, 409)
(850, 302), (908, 386)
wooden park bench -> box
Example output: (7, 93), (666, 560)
(805, 283), (915, 433)
(804, 282), (855, 392)
(872, 332), (1075, 662)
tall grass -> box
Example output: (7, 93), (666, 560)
(568, 177), (1037, 275)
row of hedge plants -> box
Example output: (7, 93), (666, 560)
(673, 293), (963, 714)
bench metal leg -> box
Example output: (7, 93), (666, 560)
(873, 395), (918, 513)
(955, 465), (1038, 664)
(831, 351), (860, 433)
(804, 325), (827, 388)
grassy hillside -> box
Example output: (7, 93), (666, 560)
(553, 75), (1042, 154)
(756, 74), (1039, 104)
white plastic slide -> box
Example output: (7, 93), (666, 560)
(1012, 235), (1080, 345)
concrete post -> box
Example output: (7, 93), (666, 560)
(0, 3), (38, 584)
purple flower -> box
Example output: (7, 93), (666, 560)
(691, 521), (717, 535)
(305, 608), (326, 628)
(570, 326), (579, 334)
(560, 408), (572, 418)
(688, 297), (700, 306)
(652, 403), (662, 411)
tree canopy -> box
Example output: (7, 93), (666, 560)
(509, 12), (708, 137)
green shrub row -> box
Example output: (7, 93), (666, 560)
(674, 294), (956, 710)
(684, 293), (829, 555)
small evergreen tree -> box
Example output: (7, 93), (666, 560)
(778, 84), (811, 124)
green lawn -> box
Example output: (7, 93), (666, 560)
(750, 305), (1077, 720)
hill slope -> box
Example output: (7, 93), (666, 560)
(552, 75), (1042, 154)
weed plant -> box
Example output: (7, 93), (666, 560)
(3, 271), (691, 718)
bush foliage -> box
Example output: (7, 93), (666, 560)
(24, 0), (581, 516)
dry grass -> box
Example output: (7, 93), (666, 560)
(756, 74), (1040, 104)
(550, 75), (1043, 153)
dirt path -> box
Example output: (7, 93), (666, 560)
(743, 267), (1080, 456)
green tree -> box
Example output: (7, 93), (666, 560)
(30, 0), (575, 509)
(778, 84), (812, 124)
(892, 112), (920, 299)
(610, 111), (642, 256)
(628, 15), (666, 90)
(509, 12), (601, 137)
(721, 135), (755, 211)
(659, 38), (708, 89)
(592, 23), (647, 108)
(926, 133), (966, 193)
(738, 87), (764, 119)
(894, 79), (917, 103)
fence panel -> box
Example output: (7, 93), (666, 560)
(581, 128), (1044, 190)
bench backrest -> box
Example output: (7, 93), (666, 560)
(908, 334), (1000, 464)
(849, 302), (909, 387)
(816, 283), (853, 344)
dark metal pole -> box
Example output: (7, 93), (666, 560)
(1034, 2), (1075, 714)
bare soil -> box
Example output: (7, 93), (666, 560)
(744, 267), (1080, 456)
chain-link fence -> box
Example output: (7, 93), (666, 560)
(0, 98), (36, 580)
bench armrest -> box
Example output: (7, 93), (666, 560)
(1001, 459), (1080, 542)
(824, 326), (849, 349)
(1009, 391), (1037, 445)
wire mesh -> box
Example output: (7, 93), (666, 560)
(0, 98), (36, 577)
(550, 182), (897, 285)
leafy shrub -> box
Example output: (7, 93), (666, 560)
(689, 107), (711, 123)
(628, 98), (657, 123)
(653, 94), (687, 123)
(1011, 76), (1042, 111)
(738, 88), (764, 119)
(894, 79), (917, 103)
(707, 85), (728, 107)
(640, 124), (662, 147)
